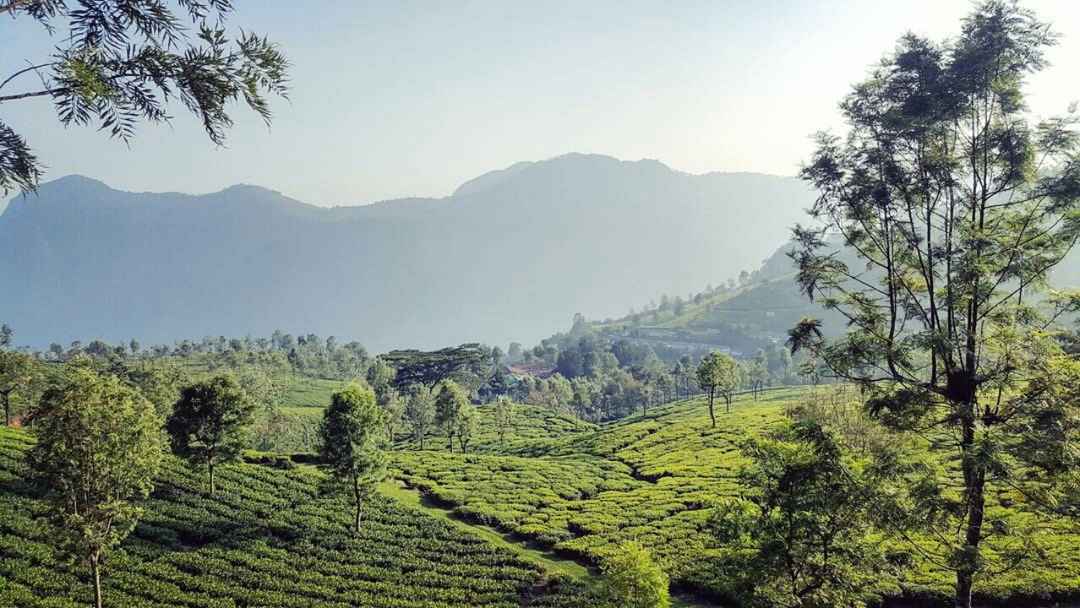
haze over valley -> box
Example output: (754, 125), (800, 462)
(0, 154), (813, 351)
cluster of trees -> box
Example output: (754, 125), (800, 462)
(506, 334), (806, 423)
(24, 330), (373, 382)
(11, 352), (389, 607)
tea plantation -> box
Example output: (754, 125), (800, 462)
(391, 388), (1080, 604)
(0, 427), (595, 608)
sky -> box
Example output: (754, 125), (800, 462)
(2, 0), (1079, 206)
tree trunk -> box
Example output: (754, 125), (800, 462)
(725, 395), (732, 414)
(707, 389), (716, 427)
(208, 460), (215, 496)
(353, 479), (364, 534)
(90, 551), (104, 608)
(2, 390), (9, 426)
(956, 416), (985, 608)
(419, 432), (425, 450)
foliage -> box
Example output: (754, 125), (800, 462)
(166, 374), (255, 495)
(790, 2), (1080, 605)
(118, 361), (190, 418)
(435, 380), (469, 452)
(405, 384), (437, 450)
(383, 344), (492, 391)
(597, 541), (670, 608)
(25, 363), (162, 608)
(318, 382), (386, 533)
(696, 351), (740, 426)
(493, 396), (513, 444)
(0, 0), (289, 194)
(0, 349), (39, 426)
(711, 422), (886, 607)
(456, 403), (477, 454)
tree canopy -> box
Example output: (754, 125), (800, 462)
(712, 422), (885, 608)
(788, 2), (1080, 605)
(696, 351), (740, 426)
(598, 541), (670, 608)
(318, 381), (386, 533)
(166, 374), (254, 495)
(26, 361), (162, 608)
(0, 0), (289, 193)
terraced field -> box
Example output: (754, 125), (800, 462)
(391, 389), (1080, 604)
(6, 388), (1080, 607)
(0, 427), (594, 608)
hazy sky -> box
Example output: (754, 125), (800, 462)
(2, 1), (1079, 205)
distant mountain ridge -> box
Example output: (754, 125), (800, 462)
(0, 154), (817, 351)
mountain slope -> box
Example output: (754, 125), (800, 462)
(0, 154), (815, 350)
(561, 235), (1080, 360)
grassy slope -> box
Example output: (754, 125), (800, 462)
(0, 427), (592, 608)
(390, 388), (1080, 604)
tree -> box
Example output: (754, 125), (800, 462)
(120, 360), (188, 418)
(366, 357), (397, 393)
(789, 4), (1080, 606)
(435, 380), (468, 452)
(0, 324), (12, 347)
(234, 364), (286, 411)
(748, 350), (769, 399)
(696, 351), (740, 427)
(166, 375), (254, 495)
(0, 349), (36, 426)
(318, 382), (386, 534)
(27, 362), (162, 608)
(456, 403), (477, 453)
(380, 387), (405, 443)
(0, 1), (288, 194)
(383, 344), (491, 390)
(405, 384), (436, 450)
(598, 541), (670, 608)
(493, 396), (513, 444)
(672, 362), (686, 400)
(712, 422), (884, 608)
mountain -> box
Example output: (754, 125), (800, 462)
(0, 154), (817, 351)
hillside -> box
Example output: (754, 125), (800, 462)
(552, 243), (842, 360)
(391, 388), (1080, 604)
(0, 155), (815, 352)
(559, 237), (1080, 360)
(0, 427), (593, 608)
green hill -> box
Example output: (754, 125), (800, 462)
(0, 427), (592, 608)
(391, 388), (1080, 604)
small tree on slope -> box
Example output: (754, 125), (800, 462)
(319, 382), (386, 534)
(598, 541), (670, 608)
(27, 362), (163, 608)
(166, 375), (254, 495)
(696, 351), (740, 426)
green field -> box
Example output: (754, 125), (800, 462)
(391, 388), (1080, 604)
(0, 427), (594, 608)
(5, 388), (1080, 607)
(279, 375), (346, 410)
